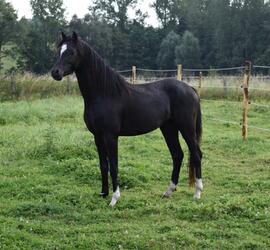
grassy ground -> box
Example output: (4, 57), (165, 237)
(0, 96), (269, 249)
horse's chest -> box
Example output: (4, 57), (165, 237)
(84, 112), (95, 133)
(83, 106), (120, 134)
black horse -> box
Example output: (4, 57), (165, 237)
(51, 32), (203, 206)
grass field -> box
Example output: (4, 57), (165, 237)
(0, 96), (269, 249)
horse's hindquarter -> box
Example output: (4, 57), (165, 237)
(119, 84), (171, 136)
(164, 79), (200, 123)
(119, 79), (200, 136)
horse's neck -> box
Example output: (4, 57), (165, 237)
(75, 63), (95, 102)
(75, 48), (128, 103)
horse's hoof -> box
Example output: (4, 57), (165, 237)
(162, 191), (172, 198)
(109, 186), (120, 207)
(100, 192), (109, 198)
(162, 182), (177, 198)
(194, 178), (203, 200)
(194, 192), (202, 200)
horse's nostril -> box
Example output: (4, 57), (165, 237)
(51, 68), (62, 80)
(51, 69), (59, 77)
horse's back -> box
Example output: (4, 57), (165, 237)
(133, 78), (198, 98)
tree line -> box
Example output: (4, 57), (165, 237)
(1, 0), (270, 74)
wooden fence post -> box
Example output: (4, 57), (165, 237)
(242, 61), (251, 140)
(132, 65), (136, 84)
(177, 64), (182, 81)
(198, 71), (202, 96)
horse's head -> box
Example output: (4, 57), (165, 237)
(51, 31), (82, 81)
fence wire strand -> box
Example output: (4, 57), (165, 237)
(201, 99), (242, 105)
(253, 65), (270, 69)
(201, 85), (241, 89)
(203, 115), (270, 133)
(249, 87), (270, 92)
(117, 69), (132, 73)
(137, 68), (177, 73)
(203, 115), (241, 126)
(247, 125), (270, 133)
(183, 66), (245, 72)
(250, 103), (270, 109)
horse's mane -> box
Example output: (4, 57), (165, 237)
(78, 39), (130, 96)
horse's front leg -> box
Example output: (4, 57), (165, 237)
(94, 135), (109, 197)
(104, 133), (120, 207)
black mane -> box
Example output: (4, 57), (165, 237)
(79, 39), (130, 96)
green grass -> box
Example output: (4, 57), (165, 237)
(0, 96), (269, 249)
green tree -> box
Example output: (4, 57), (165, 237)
(89, 0), (137, 31)
(18, 0), (66, 73)
(128, 23), (161, 69)
(69, 14), (114, 63)
(175, 30), (200, 68)
(199, 0), (231, 66)
(156, 30), (181, 69)
(87, 0), (142, 69)
(152, 0), (182, 29)
(0, 0), (17, 71)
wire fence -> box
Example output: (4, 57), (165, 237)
(1, 64), (269, 138)
(117, 63), (270, 138)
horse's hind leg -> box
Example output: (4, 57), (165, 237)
(180, 125), (203, 199)
(160, 121), (184, 198)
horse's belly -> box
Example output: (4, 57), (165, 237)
(119, 123), (159, 136)
(119, 107), (170, 136)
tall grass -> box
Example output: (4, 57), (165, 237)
(0, 73), (269, 102)
(0, 73), (79, 101)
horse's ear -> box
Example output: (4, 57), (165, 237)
(61, 31), (67, 41)
(72, 31), (78, 42)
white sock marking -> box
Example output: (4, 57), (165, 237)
(169, 182), (177, 191)
(194, 178), (203, 199)
(163, 181), (177, 198)
(60, 44), (67, 57)
(109, 186), (120, 207)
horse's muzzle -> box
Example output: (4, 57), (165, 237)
(51, 68), (63, 81)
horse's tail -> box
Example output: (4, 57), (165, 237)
(196, 102), (202, 144)
(189, 100), (202, 186)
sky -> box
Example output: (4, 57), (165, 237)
(7, 0), (159, 27)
